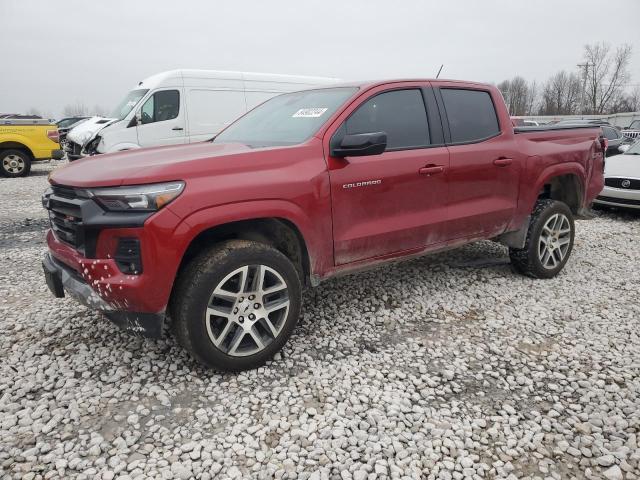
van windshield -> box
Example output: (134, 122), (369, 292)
(110, 89), (149, 120)
(214, 87), (357, 148)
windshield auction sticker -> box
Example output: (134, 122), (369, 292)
(292, 108), (328, 118)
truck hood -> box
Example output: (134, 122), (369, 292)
(604, 153), (640, 178)
(50, 141), (259, 187)
(67, 116), (118, 146)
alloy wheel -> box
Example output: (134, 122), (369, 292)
(205, 264), (290, 357)
(538, 213), (571, 269)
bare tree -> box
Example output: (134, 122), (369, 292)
(26, 107), (42, 117)
(92, 105), (109, 117)
(538, 71), (582, 115)
(609, 86), (640, 113)
(583, 42), (632, 114)
(62, 101), (89, 117)
(497, 76), (538, 116)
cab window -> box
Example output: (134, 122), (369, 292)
(140, 90), (180, 124)
(345, 89), (430, 150)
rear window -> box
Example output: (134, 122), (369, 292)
(441, 88), (500, 143)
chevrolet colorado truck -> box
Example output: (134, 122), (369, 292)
(1, 119), (63, 177)
(42, 79), (605, 371)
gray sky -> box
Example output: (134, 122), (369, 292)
(1, 0), (638, 118)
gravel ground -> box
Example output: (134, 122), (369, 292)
(1, 161), (639, 480)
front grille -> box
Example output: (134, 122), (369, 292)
(45, 186), (88, 251)
(596, 195), (640, 206)
(605, 177), (640, 190)
(49, 210), (81, 246)
(622, 131), (640, 139)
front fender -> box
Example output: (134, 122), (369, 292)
(168, 199), (332, 278)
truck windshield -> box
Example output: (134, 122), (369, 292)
(110, 89), (149, 120)
(214, 87), (358, 148)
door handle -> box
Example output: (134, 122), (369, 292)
(493, 157), (513, 167)
(172, 126), (184, 131)
(419, 165), (444, 176)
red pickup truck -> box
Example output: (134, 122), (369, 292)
(42, 79), (604, 371)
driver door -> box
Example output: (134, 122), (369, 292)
(136, 89), (187, 148)
(327, 87), (450, 265)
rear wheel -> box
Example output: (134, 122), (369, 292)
(171, 240), (302, 371)
(0, 149), (31, 177)
(509, 199), (575, 279)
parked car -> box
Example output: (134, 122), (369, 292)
(67, 69), (339, 159)
(56, 116), (89, 150)
(0, 113), (43, 120)
(593, 140), (640, 210)
(622, 120), (640, 140)
(600, 125), (634, 156)
(56, 116), (89, 129)
(42, 79), (605, 371)
(0, 119), (63, 177)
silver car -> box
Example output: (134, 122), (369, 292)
(593, 141), (640, 210)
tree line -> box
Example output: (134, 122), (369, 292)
(498, 42), (638, 116)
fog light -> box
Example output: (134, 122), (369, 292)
(115, 238), (143, 274)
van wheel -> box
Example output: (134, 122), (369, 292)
(171, 240), (302, 371)
(509, 199), (575, 279)
(0, 149), (31, 177)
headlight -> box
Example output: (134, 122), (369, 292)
(89, 182), (184, 212)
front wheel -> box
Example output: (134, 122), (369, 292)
(171, 240), (302, 371)
(0, 149), (31, 177)
(509, 199), (575, 279)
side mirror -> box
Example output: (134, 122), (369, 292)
(331, 132), (387, 157)
(619, 144), (631, 153)
(128, 111), (141, 128)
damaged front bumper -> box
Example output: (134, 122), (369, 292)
(42, 253), (164, 338)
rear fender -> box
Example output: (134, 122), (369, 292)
(511, 159), (585, 229)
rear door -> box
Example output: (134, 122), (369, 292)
(136, 89), (187, 148)
(435, 85), (520, 239)
(327, 85), (450, 265)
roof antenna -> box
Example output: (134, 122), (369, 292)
(436, 64), (444, 79)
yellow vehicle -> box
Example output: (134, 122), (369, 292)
(0, 119), (64, 177)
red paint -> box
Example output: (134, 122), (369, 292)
(47, 79), (604, 316)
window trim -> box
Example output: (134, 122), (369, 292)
(332, 87), (438, 153)
(138, 88), (181, 126)
(435, 87), (503, 146)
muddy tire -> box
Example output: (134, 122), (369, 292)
(509, 199), (575, 279)
(0, 149), (32, 177)
(171, 240), (302, 371)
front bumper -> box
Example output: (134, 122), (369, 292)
(42, 252), (164, 337)
(593, 185), (640, 210)
(51, 149), (64, 160)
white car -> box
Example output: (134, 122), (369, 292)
(593, 141), (640, 210)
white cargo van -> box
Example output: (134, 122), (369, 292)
(78, 69), (339, 156)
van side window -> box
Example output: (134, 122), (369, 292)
(440, 88), (500, 143)
(140, 90), (180, 124)
(346, 89), (430, 150)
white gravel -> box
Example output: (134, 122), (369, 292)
(1, 161), (639, 479)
